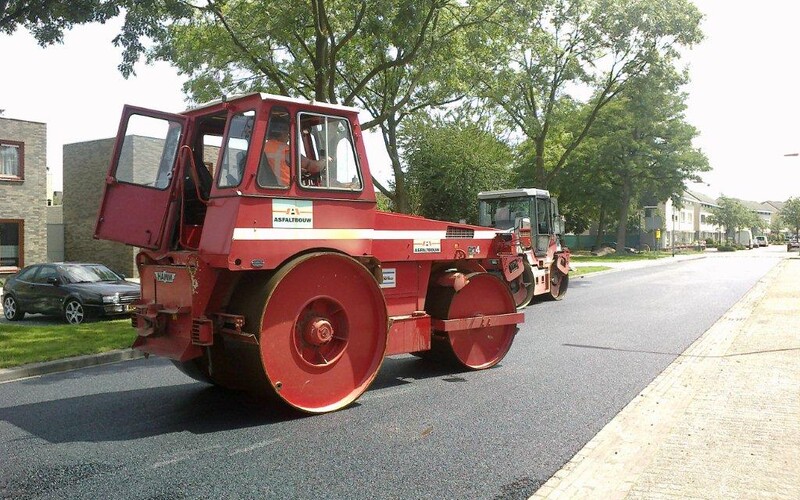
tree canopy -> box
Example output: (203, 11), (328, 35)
(0, 0), (119, 43)
(553, 65), (708, 250)
(779, 197), (800, 238)
(479, 0), (704, 189)
(4, 0), (725, 239)
(403, 119), (513, 224)
(707, 196), (760, 244)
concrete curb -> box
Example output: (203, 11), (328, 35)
(0, 348), (146, 384)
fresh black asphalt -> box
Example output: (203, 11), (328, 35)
(0, 251), (781, 499)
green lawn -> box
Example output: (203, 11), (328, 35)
(0, 318), (137, 369)
(570, 251), (679, 263)
(570, 265), (612, 275)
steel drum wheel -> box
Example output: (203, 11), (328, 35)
(511, 260), (536, 310)
(426, 272), (517, 370)
(548, 265), (569, 300)
(258, 253), (388, 413)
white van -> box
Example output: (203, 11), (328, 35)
(735, 229), (754, 249)
(754, 235), (768, 247)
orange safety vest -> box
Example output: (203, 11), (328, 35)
(264, 139), (290, 186)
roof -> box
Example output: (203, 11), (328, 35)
(186, 92), (362, 114)
(478, 187), (551, 199)
(763, 200), (786, 212)
(684, 189), (719, 207)
(736, 199), (773, 214)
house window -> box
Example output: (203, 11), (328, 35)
(0, 140), (24, 180)
(0, 220), (23, 270)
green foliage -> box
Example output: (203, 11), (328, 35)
(0, 0), (120, 43)
(553, 64), (708, 250)
(779, 197), (800, 237)
(481, 0), (704, 188)
(717, 245), (736, 252)
(375, 192), (393, 212)
(130, 0), (492, 213)
(707, 196), (759, 243)
(404, 119), (513, 223)
(0, 318), (135, 369)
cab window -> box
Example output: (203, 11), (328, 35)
(218, 110), (255, 188)
(297, 113), (362, 191)
(257, 107), (291, 188)
(115, 114), (183, 189)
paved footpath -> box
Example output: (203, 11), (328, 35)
(533, 257), (800, 499)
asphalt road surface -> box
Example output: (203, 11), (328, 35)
(0, 248), (786, 499)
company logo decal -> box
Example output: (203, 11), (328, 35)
(413, 239), (441, 254)
(381, 268), (397, 288)
(273, 199), (313, 228)
(154, 271), (176, 283)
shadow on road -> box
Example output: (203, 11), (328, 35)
(0, 356), (482, 444)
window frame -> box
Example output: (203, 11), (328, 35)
(257, 106), (292, 190)
(0, 219), (24, 272)
(216, 108), (258, 189)
(296, 112), (364, 193)
(111, 114), (184, 191)
(0, 140), (24, 181)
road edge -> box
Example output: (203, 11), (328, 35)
(0, 348), (146, 384)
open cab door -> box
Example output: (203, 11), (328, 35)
(95, 106), (189, 252)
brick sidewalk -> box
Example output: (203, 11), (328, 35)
(533, 258), (800, 499)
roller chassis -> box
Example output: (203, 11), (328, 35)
(477, 188), (572, 308)
(95, 93), (526, 413)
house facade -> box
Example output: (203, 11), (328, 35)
(652, 191), (724, 249)
(687, 190), (723, 242)
(0, 116), (48, 276)
(738, 199), (774, 235)
(63, 137), (139, 278)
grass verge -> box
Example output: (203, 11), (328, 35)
(0, 319), (136, 369)
(570, 251), (681, 263)
(570, 265), (612, 275)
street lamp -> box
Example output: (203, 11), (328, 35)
(672, 212), (677, 257)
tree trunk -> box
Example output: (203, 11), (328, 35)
(594, 206), (606, 249)
(382, 117), (411, 213)
(615, 174), (632, 253)
(534, 135), (547, 188)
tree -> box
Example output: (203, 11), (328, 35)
(552, 65), (708, 251)
(480, 0), (704, 190)
(403, 119), (513, 223)
(708, 196), (750, 244)
(779, 197), (800, 238)
(118, 0), (496, 212)
(0, 1), (120, 43)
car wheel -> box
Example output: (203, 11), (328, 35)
(3, 295), (24, 321)
(64, 299), (85, 325)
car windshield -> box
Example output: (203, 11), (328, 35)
(59, 264), (121, 283)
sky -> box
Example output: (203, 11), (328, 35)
(1, 1), (799, 203)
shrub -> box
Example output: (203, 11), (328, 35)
(717, 245), (737, 252)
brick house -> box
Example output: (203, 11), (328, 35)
(63, 137), (139, 278)
(0, 116), (47, 276)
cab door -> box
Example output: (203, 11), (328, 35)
(94, 106), (189, 251)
